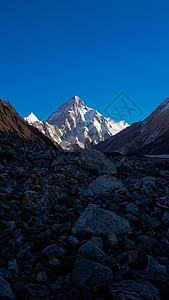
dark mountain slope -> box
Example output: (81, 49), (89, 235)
(95, 98), (169, 155)
(0, 99), (56, 147)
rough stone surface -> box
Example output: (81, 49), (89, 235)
(80, 148), (116, 175)
(88, 175), (126, 197)
(72, 204), (130, 236)
(0, 130), (169, 299)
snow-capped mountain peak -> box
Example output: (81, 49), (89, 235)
(25, 96), (129, 151)
(25, 112), (39, 125)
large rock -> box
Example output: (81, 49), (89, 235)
(109, 279), (160, 300)
(72, 204), (130, 237)
(88, 175), (126, 197)
(80, 149), (116, 175)
(72, 255), (113, 288)
(0, 276), (16, 300)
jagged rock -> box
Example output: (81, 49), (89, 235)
(36, 271), (48, 283)
(107, 233), (118, 247)
(0, 276), (16, 299)
(126, 203), (138, 214)
(72, 256), (113, 288)
(67, 235), (80, 247)
(72, 204), (130, 237)
(8, 259), (18, 273)
(146, 255), (167, 273)
(117, 250), (138, 264)
(134, 194), (153, 205)
(80, 148), (116, 175)
(41, 244), (67, 258)
(17, 242), (33, 259)
(136, 235), (157, 249)
(162, 212), (169, 226)
(154, 242), (169, 257)
(78, 237), (119, 269)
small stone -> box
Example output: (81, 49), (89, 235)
(136, 235), (157, 249)
(20, 283), (49, 299)
(67, 235), (79, 247)
(107, 233), (118, 247)
(7, 221), (16, 231)
(17, 242), (33, 259)
(162, 212), (169, 226)
(146, 255), (167, 273)
(49, 283), (61, 294)
(8, 259), (18, 274)
(36, 271), (48, 283)
(52, 223), (60, 232)
(126, 203), (138, 215)
(134, 194), (153, 205)
(117, 250), (138, 264)
(49, 257), (61, 268)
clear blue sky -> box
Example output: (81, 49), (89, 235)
(0, 0), (169, 124)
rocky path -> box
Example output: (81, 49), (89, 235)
(0, 131), (169, 299)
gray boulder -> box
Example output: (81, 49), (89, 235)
(80, 148), (116, 175)
(0, 276), (16, 300)
(72, 204), (130, 237)
(72, 255), (113, 288)
(88, 175), (126, 197)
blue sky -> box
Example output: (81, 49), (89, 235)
(0, 0), (169, 124)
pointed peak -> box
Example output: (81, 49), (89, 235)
(68, 96), (83, 104)
(24, 112), (39, 124)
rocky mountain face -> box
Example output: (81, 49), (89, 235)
(0, 99), (56, 148)
(0, 130), (169, 299)
(25, 96), (129, 151)
(95, 98), (169, 155)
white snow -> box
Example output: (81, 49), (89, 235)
(24, 112), (39, 125)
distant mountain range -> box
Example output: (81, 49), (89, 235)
(95, 97), (169, 155)
(25, 96), (129, 151)
(2, 95), (169, 155)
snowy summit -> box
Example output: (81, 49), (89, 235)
(25, 96), (129, 150)
(24, 112), (39, 125)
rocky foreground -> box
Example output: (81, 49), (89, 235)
(0, 131), (169, 299)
